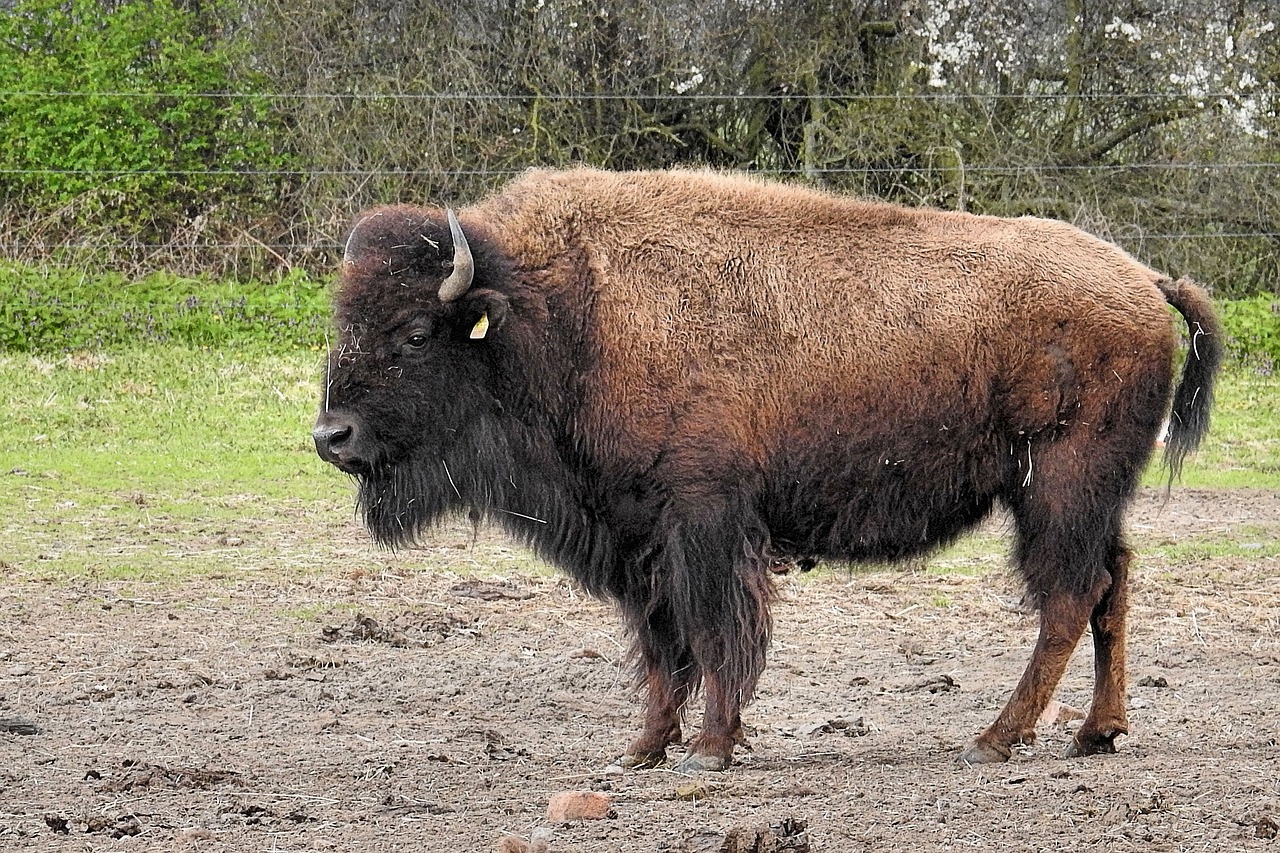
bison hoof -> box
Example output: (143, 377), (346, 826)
(957, 740), (1012, 766)
(609, 750), (667, 771)
(674, 751), (731, 774)
(1063, 730), (1123, 758)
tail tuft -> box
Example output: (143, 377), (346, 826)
(1156, 277), (1224, 482)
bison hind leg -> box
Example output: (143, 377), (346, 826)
(964, 429), (1144, 764)
(1064, 546), (1132, 757)
(959, 578), (1105, 765)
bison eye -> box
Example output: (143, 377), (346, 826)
(406, 332), (429, 349)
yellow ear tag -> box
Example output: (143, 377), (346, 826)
(469, 312), (490, 340)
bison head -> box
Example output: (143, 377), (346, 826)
(313, 205), (515, 546)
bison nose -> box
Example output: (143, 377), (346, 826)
(313, 412), (362, 470)
(313, 422), (351, 454)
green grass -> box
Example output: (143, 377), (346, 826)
(0, 348), (1275, 586)
(0, 263), (329, 353)
(1134, 524), (1280, 565)
(0, 348), (345, 582)
(1153, 369), (1280, 488)
(0, 348), (325, 493)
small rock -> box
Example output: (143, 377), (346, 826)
(313, 713), (340, 733)
(1137, 675), (1170, 688)
(1255, 816), (1279, 840)
(175, 828), (217, 845)
(675, 781), (711, 801)
(1036, 700), (1086, 728)
(899, 674), (957, 693)
(899, 643), (937, 664)
(799, 716), (874, 738)
(546, 791), (614, 822)
(497, 829), (552, 853)
(0, 717), (40, 735)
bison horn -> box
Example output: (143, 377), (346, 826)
(342, 212), (382, 266)
(438, 208), (475, 302)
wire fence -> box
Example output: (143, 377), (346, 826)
(5, 162), (1278, 242)
(0, 89), (1258, 100)
(4, 162), (1279, 177)
(3, 89), (1277, 289)
(2, 173), (1277, 249)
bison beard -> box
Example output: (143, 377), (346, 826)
(355, 415), (516, 549)
(314, 168), (1223, 773)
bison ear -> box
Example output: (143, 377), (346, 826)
(463, 289), (509, 341)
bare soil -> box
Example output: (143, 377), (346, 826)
(2, 488), (1278, 851)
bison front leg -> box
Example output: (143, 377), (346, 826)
(673, 544), (774, 773)
(617, 677), (686, 770)
(675, 669), (750, 772)
(621, 569), (767, 774)
(621, 488), (774, 773)
(615, 609), (694, 770)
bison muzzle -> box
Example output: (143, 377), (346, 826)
(314, 167), (1222, 772)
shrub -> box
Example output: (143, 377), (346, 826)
(0, 263), (330, 353)
(1221, 295), (1280, 374)
(0, 0), (291, 268)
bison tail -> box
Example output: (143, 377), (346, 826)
(1157, 276), (1224, 482)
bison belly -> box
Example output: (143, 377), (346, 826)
(760, 389), (1008, 562)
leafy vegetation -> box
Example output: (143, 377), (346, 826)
(0, 263), (329, 353)
(1221, 294), (1280, 373)
(0, 1), (1275, 293)
(0, 0), (292, 276)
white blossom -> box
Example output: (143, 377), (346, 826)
(672, 66), (704, 94)
(1104, 17), (1142, 42)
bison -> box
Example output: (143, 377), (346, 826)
(313, 167), (1222, 772)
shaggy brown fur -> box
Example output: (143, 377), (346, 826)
(315, 167), (1222, 771)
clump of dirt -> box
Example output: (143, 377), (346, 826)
(95, 761), (241, 792)
(320, 610), (481, 647)
(661, 816), (810, 852)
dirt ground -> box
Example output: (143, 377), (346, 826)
(2, 488), (1278, 851)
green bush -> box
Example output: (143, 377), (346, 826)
(0, 0), (289, 232)
(1221, 295), (1280, 374)
(0, 263), (330, 353)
